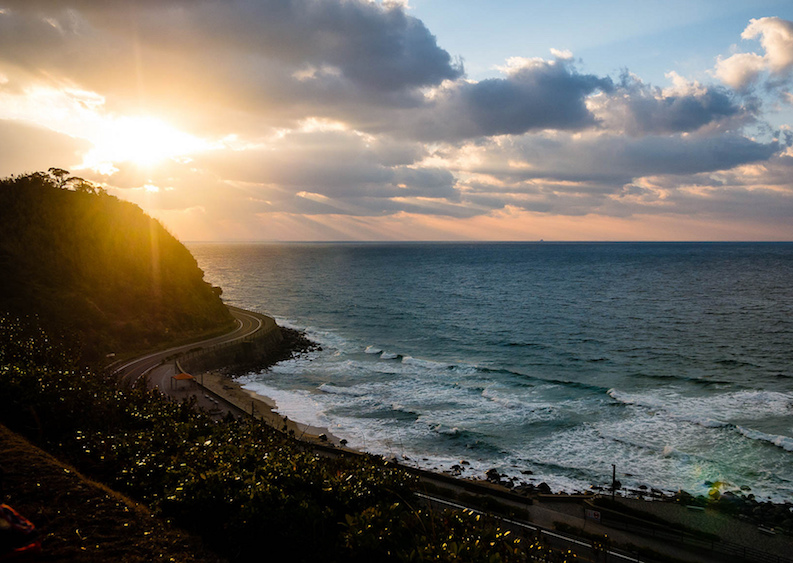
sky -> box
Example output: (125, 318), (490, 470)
(1, 1), (793, 241)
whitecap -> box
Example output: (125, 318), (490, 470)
(318, 383), (367, 397)
(401, 355), (452, 370)
(736, 426), (793, 452)
(607, 388), (665, 410)
(684, 416), (727, 429)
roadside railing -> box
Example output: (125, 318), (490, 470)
(162, 316), (268, 365)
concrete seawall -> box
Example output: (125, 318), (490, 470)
(178, 311), (284, 374)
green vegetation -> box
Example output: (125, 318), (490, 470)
(0, 316), (572, 562)
(0, 170), (233, 360)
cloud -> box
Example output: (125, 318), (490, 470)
(100, 128), (463, 219)
(468, 133), (777, 184)
(0, 0), (462, 136)
(0, 5), (610, 143)
(0, 3), (791, 240)
(714, 17), (793, 90)
(4, 0), (462, 95)
(744, 17), (793, 73)
(207, 128), (781, 222)
(0, 119), (89, 176)
(594, 72), (747, 135)
(714, 52), (767, 90)
(403, 57), (612, 141)
(203, 130), (457, 198)
(423, 130), (782, 220)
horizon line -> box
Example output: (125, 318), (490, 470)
(182, 240), (793, 244)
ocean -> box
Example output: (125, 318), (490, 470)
(188, 242), (793, 502)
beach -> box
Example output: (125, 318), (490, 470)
(198, 369), (342, 446)
(150, 354), (342, 447)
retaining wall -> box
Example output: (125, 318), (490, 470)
(178, 323), (283, 374)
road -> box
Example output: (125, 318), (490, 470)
(113, 305), (275, 387)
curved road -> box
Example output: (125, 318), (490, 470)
(114, 306), (276, 387)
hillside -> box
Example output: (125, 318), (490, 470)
(0, 170), (234, 359)
(0, 423), (224, 562)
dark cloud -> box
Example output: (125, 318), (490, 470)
(431, 132), (785, 220)
(596, 73), (748, 136)
(0, 4), (617, 142)
(0, 0), (462, 132)
(5, 0), (463, 89)
(1, 0), (745, 146)
(403, 59), (611, 141)
(497, 133), (779, 184)
(620, 89), (742, 134)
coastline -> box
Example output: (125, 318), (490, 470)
(173, 321), (342, 446)
(197, 368), (342, 446)
(158, 315), (793, 560)
(193, 323), (789, 493)
(200, 366), (793, 560)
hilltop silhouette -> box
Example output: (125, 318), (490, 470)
(0, 169), (233, 360)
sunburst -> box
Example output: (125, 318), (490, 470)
(84, 116), (209, 170)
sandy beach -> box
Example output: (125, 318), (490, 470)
(186, 368), (342, 447)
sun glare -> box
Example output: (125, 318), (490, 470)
(83, 116), (210, 171)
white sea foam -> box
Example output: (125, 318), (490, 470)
(245, 341), (793, 502)
(685, 416), (728, 429)
(607, 388), (666, 410)
(239, 315), (793, 501)
(401, 355), (451, 370)
(480, 385), (546, 411)
(608, 388), (793, 427)
(241, 381), (331, 430)
(736, 426), (793, 452)
(318, 383), (367, 397)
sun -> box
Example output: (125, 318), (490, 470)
(83, 115), (210, 171)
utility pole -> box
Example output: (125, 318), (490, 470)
(612, 464), (616, 502)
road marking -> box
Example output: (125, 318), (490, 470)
(115, 307), (270, 385)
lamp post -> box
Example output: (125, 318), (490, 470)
(611, 464), (622, 503)
(612, 464), (616, 502)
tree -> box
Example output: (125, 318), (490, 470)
(47, 167), (70, 188)
(45, 168), (104, 194)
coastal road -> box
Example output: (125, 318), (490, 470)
(114, 305), (276, 387)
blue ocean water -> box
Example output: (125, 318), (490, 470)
(188, 242), (793, 501)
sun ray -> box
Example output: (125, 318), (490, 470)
(82, 116), (210, 171)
